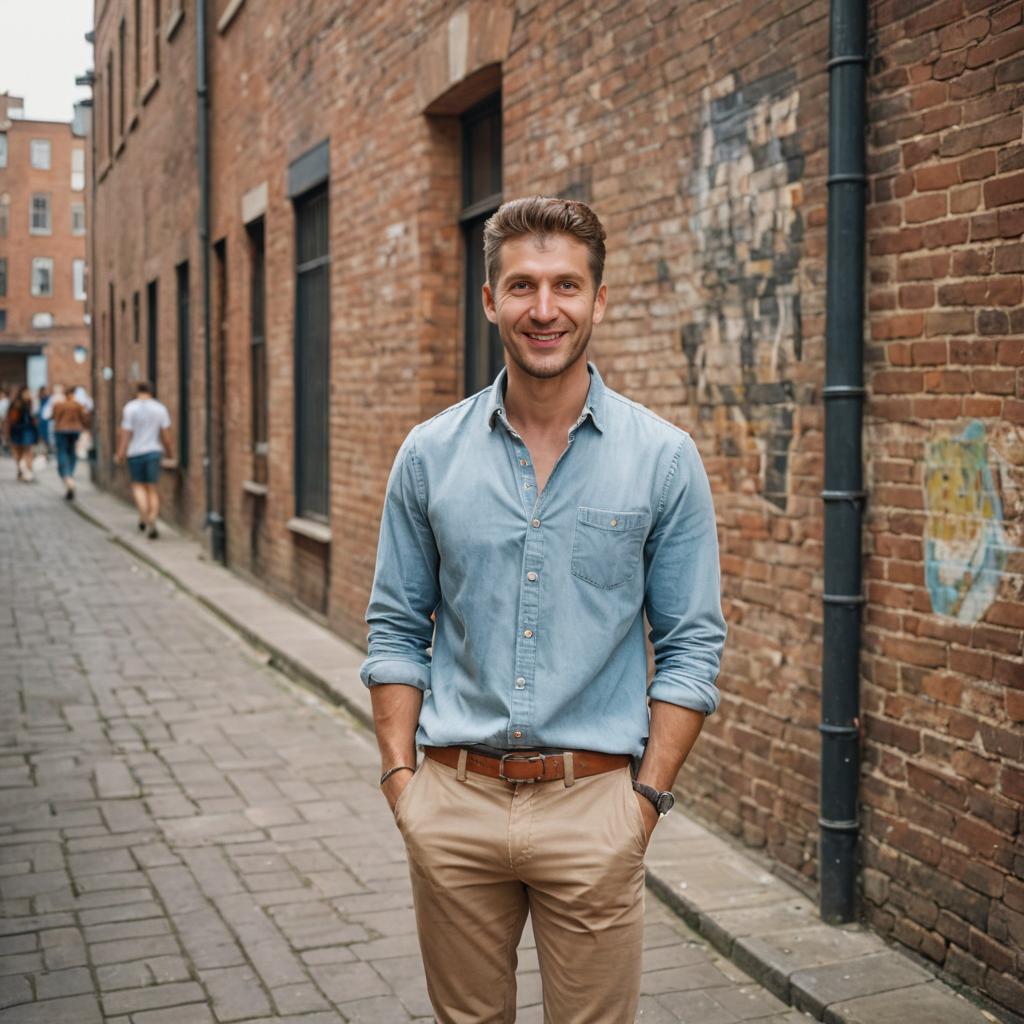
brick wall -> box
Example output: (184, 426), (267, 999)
(89, 0), (1024, 1015)
(863, 0), (1024, 1011)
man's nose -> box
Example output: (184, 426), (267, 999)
(531, 286), (558, 322)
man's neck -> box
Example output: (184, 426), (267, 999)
(504, 357), (590, 436)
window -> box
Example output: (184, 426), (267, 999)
(31, 258), (54, 297)
(30, 194), (52, 235)
(0, 310), (6, 331)
(0, 134), (6, 168)
(294, 186), (330, 520)
(147, 278), (158, 391)
(460, 94), (503, 396)
(74, 260), (87, 301)
(133, 290), (140, 345)
(106, 53), (114, 157)
(248, 218), (268, 484)
(72, 203), (86, 234)
(0, 258), (6, 298)
(30, 139), (51, 169)
(134, 0), (142, 91)
(33, 312), (54, 330)
(176, 261), (190, 466)
(71, 149), (85, 191)
(0, 193), (7, 237)
(153, 0), (161, 73)
(119, 20), (127, 136)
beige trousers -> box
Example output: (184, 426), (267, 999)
(395, 754), (647, 1024)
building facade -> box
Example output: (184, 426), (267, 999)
(0, 93), (90, 393)
(88, 0), (1024, 1015)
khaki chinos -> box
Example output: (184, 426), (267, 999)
(395, 753), (648, 1024)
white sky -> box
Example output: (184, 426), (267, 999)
(0, 0), (94, 123)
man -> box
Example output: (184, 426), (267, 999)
(115, 382), (173, 539)
(361, 196), (726, 1023)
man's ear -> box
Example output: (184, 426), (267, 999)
(592, 282), (608, 326)
(483, 283), (498, 325)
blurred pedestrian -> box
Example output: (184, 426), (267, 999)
(73, 386), (94, 460)
(36, 385), (52, 463)
(4, 387), (40, 481)
(0, 385), (11, 456)
(115, 382), (173, 539)
(51, 384), (91, 501)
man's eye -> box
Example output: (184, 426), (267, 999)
(510, 282), (529, 290)
(559, 281), (578, 290)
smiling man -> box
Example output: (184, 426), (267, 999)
(361, 196), (727, 1023)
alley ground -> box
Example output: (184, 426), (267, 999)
(0, 468), (812, 1024)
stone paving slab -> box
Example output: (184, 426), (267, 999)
(2, 467), (831, 1022)
(10, 463), (1000, 1023)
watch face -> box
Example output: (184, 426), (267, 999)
(656, 792), (675, 815)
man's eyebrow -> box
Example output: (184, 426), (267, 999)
(502, 270), (586, 284)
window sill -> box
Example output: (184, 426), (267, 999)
(217, 0), (246, 33)
(166, 7), (184, 41)
(28, 228), (53, 237)
(286, 516), (331, 544)
(243, 479), (268, 497)
(142, 75), (159, 105)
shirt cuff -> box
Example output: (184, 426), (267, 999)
(359, 657), (431, 691)
(648, 674), (720, 716)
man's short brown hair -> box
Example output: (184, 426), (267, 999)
(483, 196), (607, 291)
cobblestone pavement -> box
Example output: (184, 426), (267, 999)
(0, 471), (810, 1023)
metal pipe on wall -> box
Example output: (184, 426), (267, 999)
(196, 0), (225, 563)
(820, 0), (868, 923)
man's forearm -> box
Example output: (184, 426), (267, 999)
(635, 700), (705, 792)
(115, 428), (129, 460)
(370, 683), (424, 771)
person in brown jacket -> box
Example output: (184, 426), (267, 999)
(51, 385), (91, 500)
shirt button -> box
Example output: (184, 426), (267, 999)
(512, 730), (523, 739)
(524, 483), (532, 490)
(526, 571), (538, 582)
(523, 629), (533, 638)
(610, 518), (618, 527)
(515, 677), (526, 689)
(532, 518), (541, 528)
(520, 458), (528, 466)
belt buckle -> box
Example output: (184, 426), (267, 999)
(498, 752), (545, 783)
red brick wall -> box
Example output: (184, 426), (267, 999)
(0, 105), (89, 393)
(863, 0), (1024, 1010)
(89, 1), (1024, 1015)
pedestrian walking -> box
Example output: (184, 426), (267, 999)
(0, 385), (11, 457)
(36, 385), (53, 464)
(115, 382), (173, 539)
(73, 386), (95, 461)
(362, 196), (727, 1023)
(4, 386), (40, 482)
(51, 384), (91, 500)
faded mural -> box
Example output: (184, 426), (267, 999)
(681, 70), (804, 511)
(923, 420), (1018, 623)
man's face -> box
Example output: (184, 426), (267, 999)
(483, 234), (607, 381)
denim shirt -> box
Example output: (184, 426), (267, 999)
(360, 363), (727, 757)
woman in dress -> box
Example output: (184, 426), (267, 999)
(4, 386), (40, 481)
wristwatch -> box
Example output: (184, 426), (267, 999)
(632, 780), (675, 817)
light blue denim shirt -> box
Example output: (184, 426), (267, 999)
(360, 363), (726, 757)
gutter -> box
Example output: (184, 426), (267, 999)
(819, 0), (868, 923)
(196, 0), (225, 562)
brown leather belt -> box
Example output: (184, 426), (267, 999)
(424, 746), (631, 784)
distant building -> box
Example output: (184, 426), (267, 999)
(0, 92), (90, 393)
(88, 3), (1024, 1018)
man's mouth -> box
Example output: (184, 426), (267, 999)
(523, 331), (567, 347)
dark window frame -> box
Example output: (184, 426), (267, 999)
(247, 218), (268, 485)
(146, 278), (158, 393)
(460, 93), (503, 397)
(118, 19), (126, 137)
(0, 257), (6, 298)
(134, 0), (142, 91)
(153, 0), (161, 73)
(292, 185), (330, 522)
(176, 260), (190, 467)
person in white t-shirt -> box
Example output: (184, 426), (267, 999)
(115, 381), (173, 539)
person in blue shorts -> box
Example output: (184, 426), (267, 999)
(115, 382), (173, 539)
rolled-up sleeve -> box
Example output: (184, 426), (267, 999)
(360, 430), (440, 690)
(644, 436), (727, 714)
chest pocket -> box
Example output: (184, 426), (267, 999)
(570, 506), (651, 590)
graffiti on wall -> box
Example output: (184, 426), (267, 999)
(923, 420), (1015, 623)
(681, 70), (804, 511)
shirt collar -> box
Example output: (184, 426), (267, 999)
(486, 362), (606, 434)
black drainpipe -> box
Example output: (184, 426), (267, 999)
(820, 0), (867, 924)
(196, 0), (225, 562)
